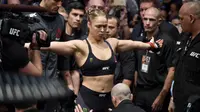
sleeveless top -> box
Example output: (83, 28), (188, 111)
(80, 39), (117, 76)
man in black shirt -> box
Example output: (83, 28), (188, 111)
(106, 15), (135, 87)
(111, 83), (145, 112)
(172, 1), (200, 112)
(134, 7), (175, 112)
(131, 0), (180, 42)
(74, 83), (145, 112)
(26, 0), (68, 111)
(57, 2), (85, 112)
(58, 1), (85, 95)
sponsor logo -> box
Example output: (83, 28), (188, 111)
(99, 94), (106, 97)
(9, 28), (20, 37)
(102, 66), (109, 70)
(29, 13), (37, 17)
(190, 52), (200, 59)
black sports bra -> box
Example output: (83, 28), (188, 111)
(80, 39), (117, 76)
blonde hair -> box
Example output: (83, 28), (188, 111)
(87, 8), (107, 22)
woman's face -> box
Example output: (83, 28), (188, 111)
(88, 16), (108, 40)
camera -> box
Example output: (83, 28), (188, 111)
(0, 12), (50, 47)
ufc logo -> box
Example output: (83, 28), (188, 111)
(102, 66), (109, 70)
(9, 28), (20, 37)
(190, 52), (200, 59)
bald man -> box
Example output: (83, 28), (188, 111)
(134, 7), (175, 112)
(131, 0), (180, 42)
(111, 83), (145, 112)
(172, 1), (200, 112)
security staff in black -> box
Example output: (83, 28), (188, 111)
(134, 7), (175, 112)
(173, 2), (200, 112)
(131, 0), (180, 42)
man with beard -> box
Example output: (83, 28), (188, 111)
(26, 0), (71, 111)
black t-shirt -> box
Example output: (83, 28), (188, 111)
(135, 32), (175, 87)
(1, 38), (29, 71)
(57, 29), (82, 71)
(114, 50), (135, 83)
(62, 30), (82, 41)
(173, 33), (200, 112)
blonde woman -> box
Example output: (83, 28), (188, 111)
(42, 9), (163, 112)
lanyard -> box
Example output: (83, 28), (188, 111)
(184, 37), (192, 55)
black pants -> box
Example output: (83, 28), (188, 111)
(135, 86), (170, 112)
(76, 85), (113, 112)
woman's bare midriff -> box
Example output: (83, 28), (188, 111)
(82, 74), (114, 93)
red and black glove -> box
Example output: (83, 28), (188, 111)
(147, 42), (161, 53)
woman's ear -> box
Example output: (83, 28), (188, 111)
(87, 21), (91, 29)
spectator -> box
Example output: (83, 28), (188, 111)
(106, 15), (135, 87)
(160, 8), (168, 21)
(168, 2), (179, 21)
(58, 2), (85, 111)
(171, 16), (182, 33)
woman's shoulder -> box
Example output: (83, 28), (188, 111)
(106, 38), (118, 43)
(106, 38), (119, 46)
